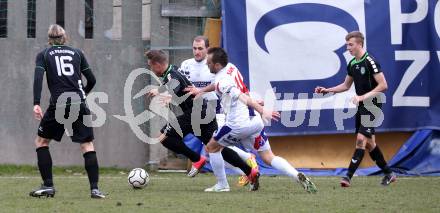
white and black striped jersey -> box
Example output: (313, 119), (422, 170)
(179, 58), (218, 101)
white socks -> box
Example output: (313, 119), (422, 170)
(209, 151), (229, 187)
(271, 156), (299, 182)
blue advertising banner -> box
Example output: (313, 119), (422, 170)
(222, 0), (440, 136)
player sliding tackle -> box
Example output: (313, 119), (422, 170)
(145, 50), (257, 190)
(186, 47), (317, 193)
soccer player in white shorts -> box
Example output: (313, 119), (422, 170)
(188, 48), (317, 193)
(232, 113), (317, 193)
(180, 36), (259, 179)
(201, 47), (280, 192)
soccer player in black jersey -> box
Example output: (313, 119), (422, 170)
(30, 24), (105, 198)
(145, 50), (255, 190)
(315, 31), (396, 187)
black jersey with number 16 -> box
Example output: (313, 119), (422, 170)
(34, 45), (91, 106)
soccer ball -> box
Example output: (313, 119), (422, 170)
(128, 168), (149, 189)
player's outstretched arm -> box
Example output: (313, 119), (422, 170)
(184, 83), (215, 99)
(238, 93), (280, 123)
(315, 75), (353, 94)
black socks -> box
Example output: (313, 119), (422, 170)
(221, 147), (252, 176)
(162, 136), (200, 162)
(83, 151), (99, 190)
(369, 146), (392, 174)
(36, 146), (53, 187)
(347, 148), (365, 179)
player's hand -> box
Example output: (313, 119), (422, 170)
(351, 95), (364, 105)
(261, 109), (280, 123)
(158, 94), (172, 106)
(184, 86), (205, 100)
(314, 86), (329, 94)
(147, 88), (159, 97)
(256, 99), (264, 106)
(184, 85), (200, 96)
(33, 105), (43, 120)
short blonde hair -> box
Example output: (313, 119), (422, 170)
(345, 31), (364, 47)
(48, 24), (67, 45)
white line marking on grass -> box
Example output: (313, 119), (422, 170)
(0, 176), (170, 180)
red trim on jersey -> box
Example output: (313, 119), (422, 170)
(254, 135), (262, 150)
(236, 71), (249, 93)
(227, 66), (235, 75)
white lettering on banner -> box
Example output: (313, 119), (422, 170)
(333, 95), (357, 130)
(393, 51), (430, 107)
(361, 94), (386, 128)
(390, 0), (428, 45)
(308, 93), (333, 127)
(280, 93), (306, 127)
(85, 92), (108, 127)
(438, 51), (440, 64)
(435, 0), (440, 38)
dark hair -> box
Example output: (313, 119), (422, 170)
(345, 31), (364, 47)
(207, 47), (228, 67)
(193, 35), (209, 48)
(145, 49), (168, 64)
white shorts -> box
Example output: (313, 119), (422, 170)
(240, 128), (271, 152)
(213, 116), (263, 148)
(216, 114), (226, 127)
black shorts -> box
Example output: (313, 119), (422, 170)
(37, 103), (94, 143)
(161, 115), (217, 145)
(355, 102), (382, 138)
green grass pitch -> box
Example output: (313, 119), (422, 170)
(0, 166), (439, 212)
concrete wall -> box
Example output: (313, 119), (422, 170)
(0, 0), (151, 168)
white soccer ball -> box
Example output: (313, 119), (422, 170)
(128, 168), (149, 189)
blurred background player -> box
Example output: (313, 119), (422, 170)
(31, 24), (105, 198)
(315, 31), (397, 187)
(179, 36), (259, 181)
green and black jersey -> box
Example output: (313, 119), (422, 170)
(347, 52), (382, 96)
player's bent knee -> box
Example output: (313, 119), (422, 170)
(80, 142), (95, 153)
(259, 150), (275, 164)
(355, 135), (367, 149)
(206, 140), (221, 153)
(365, 139), (376, 151)
(35, 136), (50, 147)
